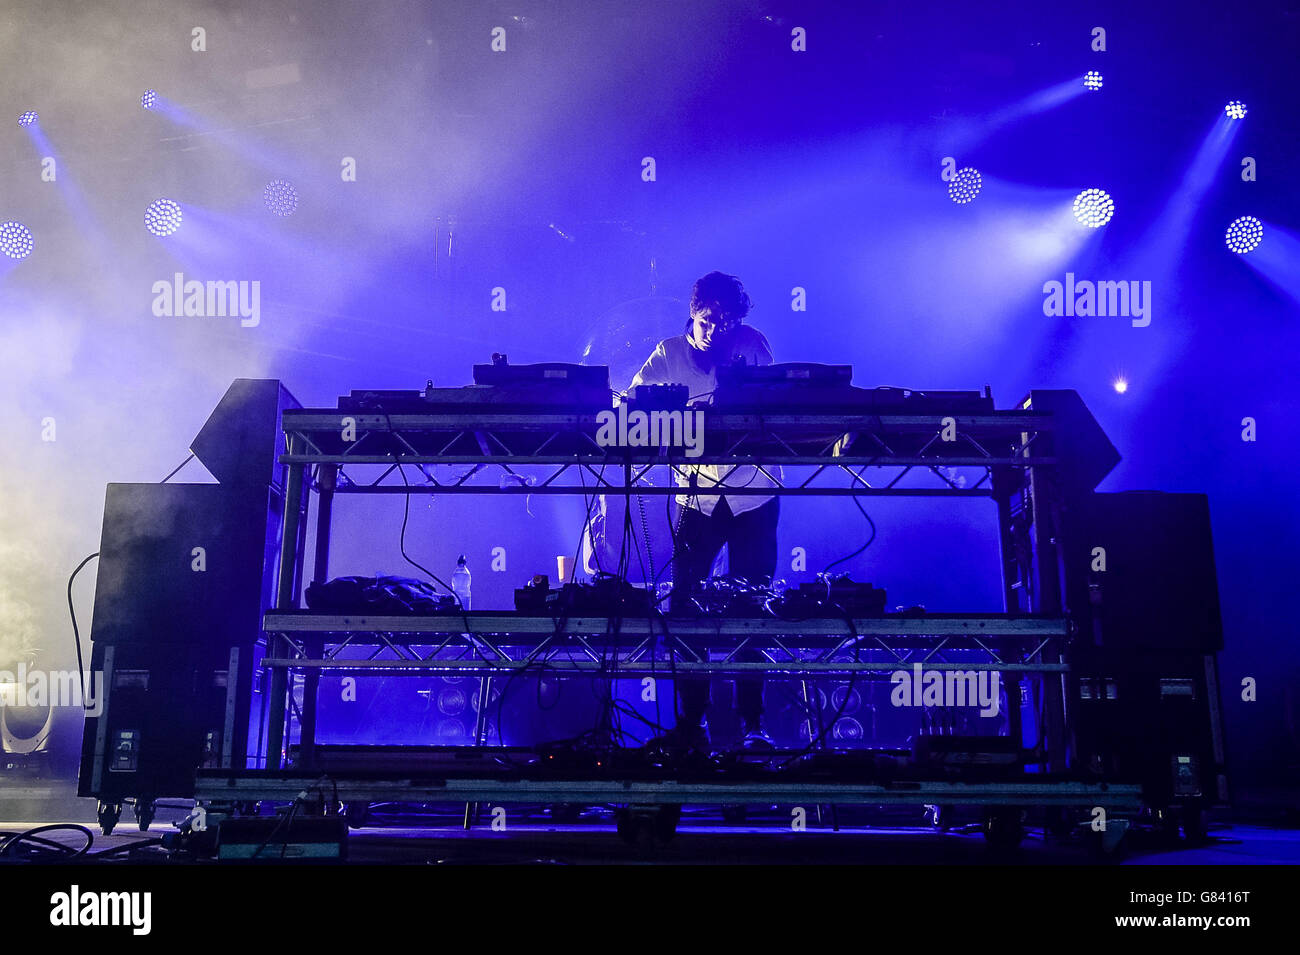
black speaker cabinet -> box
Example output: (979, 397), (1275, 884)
(79, 379), (299, 805)
(78, 640), (264, 802)
(1070, 647), (1229, 808)
(88, 482), (282, 648)
(1064, 491), (1224, 653)
(1063, 492), (1228, 806)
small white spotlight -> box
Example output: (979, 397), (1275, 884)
(1073, 188), (1115, 228)
(947, 167), (982, 204)
(1225, 215), (1263, 254)
(1225, 100), (1248, 120)
(1084, 71), (1104, 91)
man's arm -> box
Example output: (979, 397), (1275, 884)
(627, 341), (670, 391)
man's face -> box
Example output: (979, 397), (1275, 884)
(688, 303), (740, 353)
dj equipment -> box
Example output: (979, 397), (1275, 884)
(718, 362), (852, 387)
(629, 383), (690, 408)
(685, 576), (777, 616)
(305, 575), (459, 615)
(772, 577), (889, 618)
(912, 735), (1020, 771)
(339, 360), (613, 414)
(513, 574), (654, 615)
(79, 381), (298, 815)
(713, 363), (994, 414)
(473, 354), (610, 391)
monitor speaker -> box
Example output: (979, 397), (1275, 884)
(1065, 491), (1223, 653)
(190, 378), (300, 489)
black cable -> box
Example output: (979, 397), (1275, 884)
(67, 552), (99, 705)
(0, 823), (94, 859)
(379, 410), (460, 605)
(89, 838), (163, 858)
(251, 797), (303, 860)
(823, 495), (877, 576)
(774, 605), (864, 769)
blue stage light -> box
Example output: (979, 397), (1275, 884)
(436, 718), (467, 741)
(437, 686), (467, 716)
(1073, 188), (1114, 228)
(17, 111), (38, 128)
(1225, 100), (1248, 120)
(141, 89), (158, 110)
(947, 167), (982, 204)
(1225, 215), (1263, 253)
(1083, 71), (1103, 91)
(263, 179), (299, 217)
(144, 198), (183, 237)
(1113, 377), (1128, 394)
(0, 221), (34, 259)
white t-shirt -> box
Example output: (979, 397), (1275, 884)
(627, 327), (780, 516)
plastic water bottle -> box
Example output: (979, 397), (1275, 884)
(451, 555), (471, 610)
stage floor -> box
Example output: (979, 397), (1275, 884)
(2, 819), (1296, 865)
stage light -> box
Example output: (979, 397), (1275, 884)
(17, 110), (38, 128)
(1225, 215), (1263, 253)
(263, 179), (298, 217)
(1225, 100), (1248, 120)
(832, 717), (863, 740)
(141, 89), (158, 110)
(437, 686), (467, 716)
(1073, 188), (1114, 228)
(1113, 377), (1128, 394)
(0, 221), (34, 259)
(831, 685), (861, 713)
(1083, 71), (1103, 91)
(947, 167), (982, 204)
(436, 718), (467, 740)
(144, 198), (183, 236)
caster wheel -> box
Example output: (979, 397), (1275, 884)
(133, 800), (156, 832)
(926, 804), (953, 832)
(97, 801), (122, 837)
(344, 802), (371, 829)
(982, 808), (1024, 848)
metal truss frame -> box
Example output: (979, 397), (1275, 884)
(277, 409), (1054, 498)
(231, 400), (1103, 823)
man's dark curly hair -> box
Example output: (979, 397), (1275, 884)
(688, 271), (752, 330)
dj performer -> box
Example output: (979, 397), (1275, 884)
(628, 271), (780, 751)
